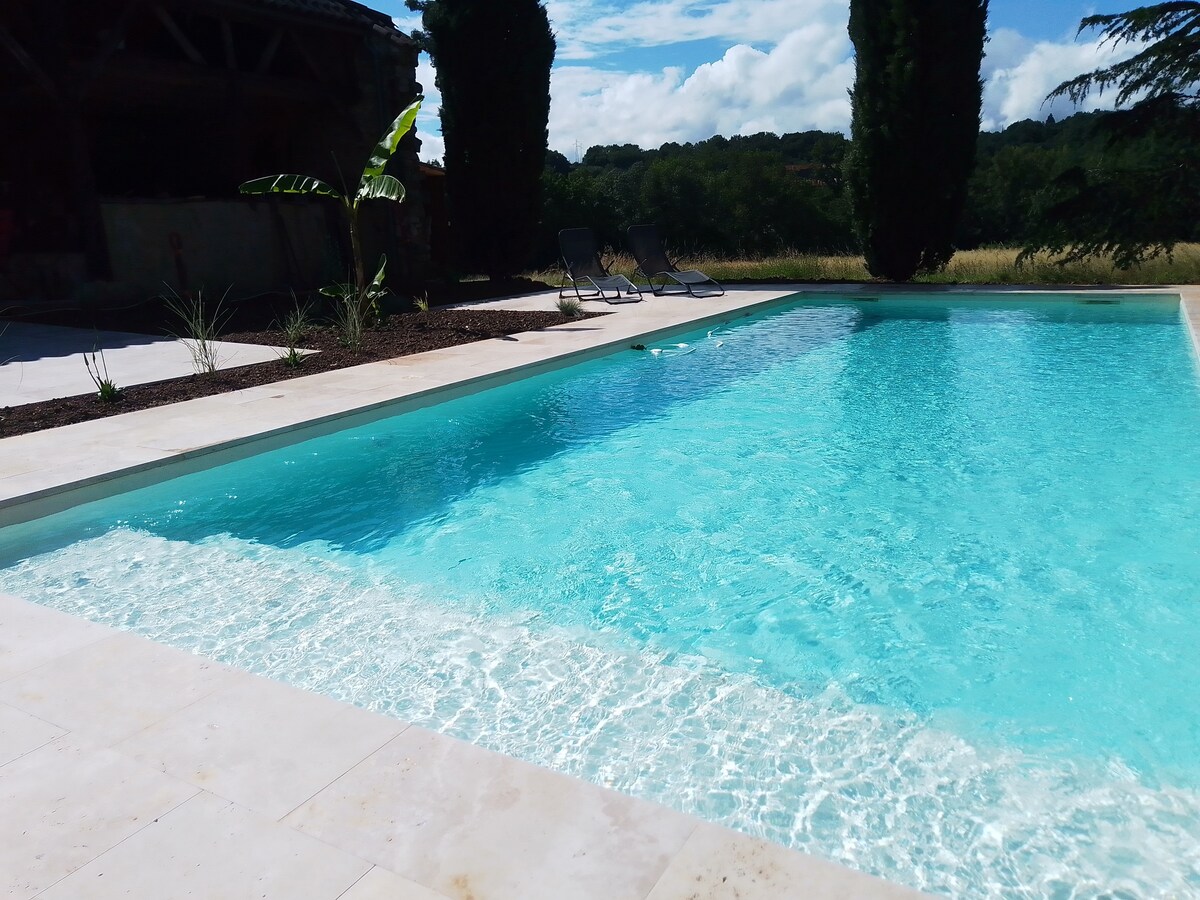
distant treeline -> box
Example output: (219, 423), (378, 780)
(535, 110), (1198, 265)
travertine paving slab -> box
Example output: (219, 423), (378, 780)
(286, 725), (698, 900)
(339, 866), (453, 900)
(0, 631), (237, 746)
(117, 674), (407, 819)
(38, 791), (370, 900)
(0, 701), (65, 766)
(0, 735), (197, 899)
(645, 823), (925, 900)
(0, 592), (111, 682)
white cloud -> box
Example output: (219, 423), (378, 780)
(413, 56), (445, 162)
(980, 28), (1145, 130)
(390, 13), (422, 34)
(549, 23), (853, 152)
(546, 0), (843, 60)
(403, 1), (1144, 162)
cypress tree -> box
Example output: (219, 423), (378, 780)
(407, 0), (555, 279)
(845, 0), (988, 281)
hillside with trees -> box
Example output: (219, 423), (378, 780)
(535, 109), (1199, 266)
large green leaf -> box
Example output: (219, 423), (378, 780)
(240, 174), (343, 200)
(357, 174), (406, 204)
(369, 253), (387, 292)
(360, 97), (423, 183)
(319, 282), (355, 299)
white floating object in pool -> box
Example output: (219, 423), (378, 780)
(650, 348), (663, 355)
(715, 340), (724, 348)
(676, 343), (688, 348)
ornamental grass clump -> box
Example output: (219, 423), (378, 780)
(163, 287), (232, 375)
(555, 296), (583, 317)
(331, 289), (366, 353)
(275, 298), (313, 368)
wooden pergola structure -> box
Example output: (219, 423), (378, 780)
(0, 0), (424, 307)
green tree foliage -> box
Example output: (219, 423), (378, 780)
(844, 0), (989, 281)
(536, 132), (855, 265)
(1020, 3), (1200, 267)
(959, 114), (1101, 247)
(407, 0), (555, 278)
(1051, 2), (1200, 107)
(536, 107), (1198, 270)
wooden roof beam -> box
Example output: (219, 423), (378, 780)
(152, 5), (206, 66)
(0, 23), (58, 98)
(256, 29), (283, 74)
(79, 0), (146, 98)
(221, 18), (237, 69)
(287, 29), (366, 140)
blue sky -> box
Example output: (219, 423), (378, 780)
(367, 1), (1138, 161)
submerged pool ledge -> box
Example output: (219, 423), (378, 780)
(0, 591), (924, 899)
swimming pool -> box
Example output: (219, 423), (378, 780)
(2, 296), (1199, 896)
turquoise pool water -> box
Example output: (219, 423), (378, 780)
(3, 296), (1199, 896)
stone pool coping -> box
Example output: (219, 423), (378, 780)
(0, 283), (1194, 898)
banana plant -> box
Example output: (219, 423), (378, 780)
(239, 96), (423, 315)
(320, 254), (388, 317)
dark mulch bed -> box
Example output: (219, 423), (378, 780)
(1, 308), (602, 438)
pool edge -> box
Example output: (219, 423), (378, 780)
(0, 288), (809, 527)
(1, 285), (1191, 529)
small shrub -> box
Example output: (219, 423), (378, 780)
(163, 287), (232, 375)
(280, 298), (312, 345)
(274, 298), (312, 368)
(279, 347), (305, 368)
(321, 256), (389, 327)
(83, 348), (122, 402)
(556, 296), (583, 317)
(414, 293), (430, 313)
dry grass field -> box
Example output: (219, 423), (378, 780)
(528, 244), (1200, 286)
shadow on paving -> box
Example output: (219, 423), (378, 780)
(0, 320), (177, 363)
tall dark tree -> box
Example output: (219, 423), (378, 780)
(844, 0), (989, 281)
(407, 0), (555, 278)
(1021, 3), (1200, 267)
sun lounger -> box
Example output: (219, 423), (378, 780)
(558, 228), (643, 304)
(626, 224), (724, 297)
